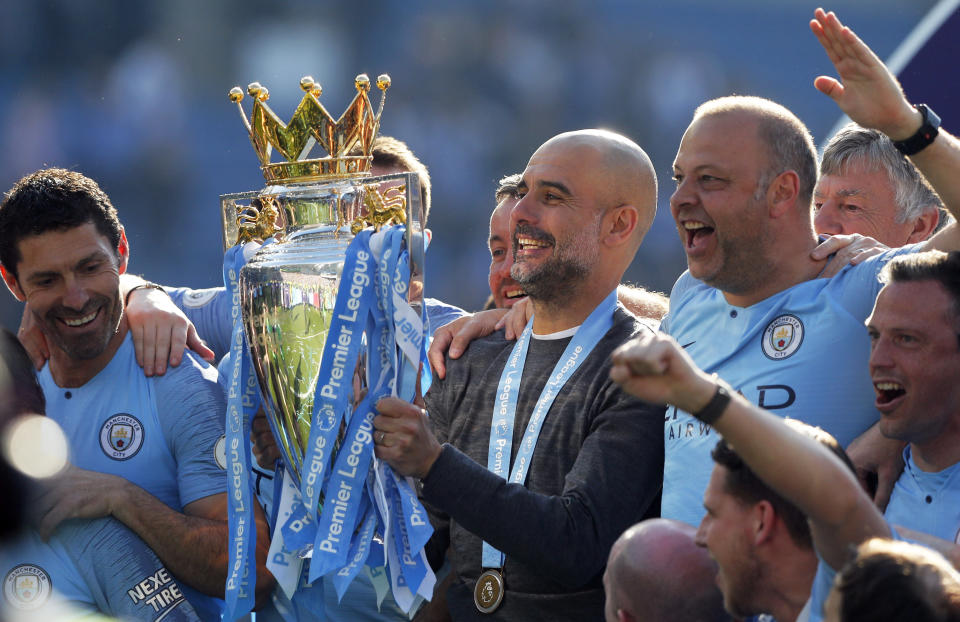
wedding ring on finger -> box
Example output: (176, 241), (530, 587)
(376, 430), (387, 446)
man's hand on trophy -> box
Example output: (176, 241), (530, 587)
(125, 285), (215, 376)
(17, 305), (50, 370)
(251, 408), (282, 468)
(373, 397), (441, 480)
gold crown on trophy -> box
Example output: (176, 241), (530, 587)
(229, 73), (390, 184)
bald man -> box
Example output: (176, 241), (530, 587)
(487, 172), (668, 317)
(604, 519), (729, 622)
(373, 130), (665, 621)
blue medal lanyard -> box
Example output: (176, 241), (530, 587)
(481, 289), (618, 569)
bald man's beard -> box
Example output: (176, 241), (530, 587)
(511, 224), (599, 306)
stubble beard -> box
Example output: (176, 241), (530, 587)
(41, 292), (123, 361)
(511, 225), (598, 307)
(721, 555), (764, 619)
(702, 200), (776, 297)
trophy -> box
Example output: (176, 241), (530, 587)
(219, 74), (433, 617)
(222, 74), (424, 489)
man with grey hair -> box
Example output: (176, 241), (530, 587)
(661, 7), (960, 528)
(815, 122), (945, 247)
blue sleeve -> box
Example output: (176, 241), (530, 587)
(425, 297), (467, 337)
(165, 286), (234, 361)
(153, 352), (228, 506)
(829, 243), (920, 318)
(57, 518), (201, 621)
(805, 554), (837, 622)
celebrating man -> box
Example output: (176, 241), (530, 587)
(814, 123), (945, 248)
(372, 129), (665, 620)
(661, 8), (960, 527)
(0, 168), (272, 619)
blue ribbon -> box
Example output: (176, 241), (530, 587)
(330, 494), (378, 601)
(480, 289), (618, 569)
(283, 230), (376, 554)
(223, 243), (264, 620)
(245, 223), (433, 605)
(381, 227), (434, 601)
(309, 388), (380, 579)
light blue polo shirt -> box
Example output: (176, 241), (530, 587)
(38, 334), (227, 620)
(0, 519), (199, 620)
(885, 445), (960, 543)
(662, 244), (918, 526)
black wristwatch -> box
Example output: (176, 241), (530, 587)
(893, 104), (940, 156)
(692, 381), (731, 425)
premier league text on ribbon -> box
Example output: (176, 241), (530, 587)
(222, 74), (437, 615)
(317, 408), (374, 554)
(305, 247), (372, 505)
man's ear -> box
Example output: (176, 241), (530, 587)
(767, 171), (800, 218)
(752, 500), (777, 546)
(0, 264), (25, 302)
(602, 205), (639, 248)
(906, 207), (940, 244)
(117, 228), (129, 275)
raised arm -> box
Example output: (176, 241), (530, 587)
(810, 8), (960, 251)
(610, 331), (891, 570)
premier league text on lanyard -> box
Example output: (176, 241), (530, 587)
(482, 288), (618, 572)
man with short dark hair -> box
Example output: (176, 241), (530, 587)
(0, 168), (272, 620)
(869, 250), (960, 544)
(485, 174), (526, 311)
(695, 422), (853, 621)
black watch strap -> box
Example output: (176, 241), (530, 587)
(692, 381), (731, 425)
(893, 104), (940, 156)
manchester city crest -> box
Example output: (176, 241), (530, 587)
(761, 314), (804, 360)
(99, 414), (145, 460)
(3, 564), (51, 610)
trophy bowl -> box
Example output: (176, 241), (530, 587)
(221, 172), (424, 490)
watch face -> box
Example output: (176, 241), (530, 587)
(923, 104), (941, 130)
